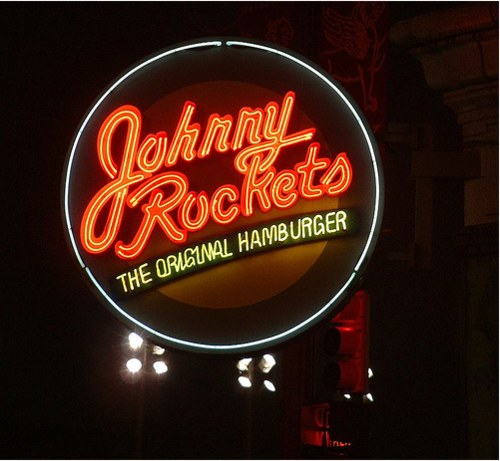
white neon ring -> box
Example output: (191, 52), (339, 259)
(63, 39), (383, 352)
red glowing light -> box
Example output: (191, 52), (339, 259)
(137, 132), (168, 173)
(211, 185), (241, 225)
(81, 106), (147, 255)
(80, 91), (353, 260)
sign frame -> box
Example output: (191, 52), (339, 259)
(62, 37), (384, 354)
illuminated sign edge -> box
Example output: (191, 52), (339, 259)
(61, 37), (384, 353)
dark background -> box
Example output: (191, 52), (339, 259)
(1, 2), (497, 459)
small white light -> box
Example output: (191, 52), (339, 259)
(258, 354), (276, 374)
(128, 333), (143, 350)
(153, 360), (168, 374)
(263, 380), (276, 392)
(238, 376), (252, 388)
(343, 394), (352, 399)
(366, 393), (374, 402)
(152, 345), (165, 355)
(126, 358), (142, 373)
(237, 358), (253, 372)
(368, 368), (374, 379)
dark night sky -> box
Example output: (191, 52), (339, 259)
(2, 4), (281, 458)
(1, 2), (477, 459)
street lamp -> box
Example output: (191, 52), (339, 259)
(236, 353), (278, 392)
(128, 332), (144, 350)
(124, 332), (169, 378)
(237, 357), (253, 372)
(238, 376), (253, 388)
(153, 360), (168, 375)
(258, 354), (276, 374)
(152, 345), (165, 356)
(127, 358), (143, 373)
(263, 380), (276, 392)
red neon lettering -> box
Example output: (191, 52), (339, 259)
(239, 156), (275, 216)
(234, 92), (315, 174)
(115, 173), (189, 259)
(198, 114), (233, 158)
(81, 106), (147, 254)
(231, 107), (264, 150)
(80, 91), (354, 260)
(165, 102), (200, 166)
(321, 152), (353, 196)
(137, 132), (167, 173)
(178, 191), (210, 232)
(296, 143), (329, 199)
(211, 185), (240, 225)
(271, 170), (299, 209)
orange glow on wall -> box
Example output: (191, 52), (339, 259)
(301, 403), (355, 451)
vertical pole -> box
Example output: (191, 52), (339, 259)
(244, 378), (254, 459)
(135, 347), (146, 459)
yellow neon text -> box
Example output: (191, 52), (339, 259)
(237, 210), (348, 253)
(155, 239), (233, 279)
(115, 262), (153, 293)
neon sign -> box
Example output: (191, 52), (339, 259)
(62, 38), (383, 353)
(81, 92), (352, 260)
(110, 209), (357, 299)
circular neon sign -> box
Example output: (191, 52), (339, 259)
(62, 38), (383, 353)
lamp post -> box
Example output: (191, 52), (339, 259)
(236, 353), (278, 393)
(123, 332), (169, 458)
(235, 353), (279, 458)
(124, 332), (168, 378)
